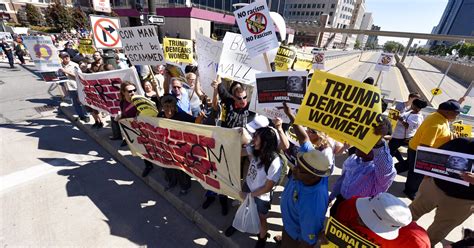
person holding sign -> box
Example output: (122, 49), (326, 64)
(278, 102), (334, 247)
(409, 138), (474, 246)
(390, 99), (427, 172)
(328, 121), (395, 216)
(403, 100), (461, 200)
(395, 92), (421, 114)
(334, 193), (430, 247)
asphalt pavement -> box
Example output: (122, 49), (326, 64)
(0, 61), (217, 247)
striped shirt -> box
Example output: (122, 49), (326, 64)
(329, 142), (395, 201)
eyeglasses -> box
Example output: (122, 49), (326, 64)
(236, 96), (247, 100)
(172, 86), (182, 89)
(127, 89), (137, 93)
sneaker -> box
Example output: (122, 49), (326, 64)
(80, 116), (90, 122)
(109, 136), (121, 140)
(202, 196), (215, 209)
(96, 122), (104, 129)
(91, 123), (99, 128)
(224, 226), (237, 237)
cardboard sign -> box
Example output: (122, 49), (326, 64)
(312, 51), (325, 70)
(274, 45), (296, 72)
(118, 26), (165, 66)
(374, 53), (394, 72)
(388, 108), (400, 132)
(322, 217), (378, 248)
(163, 37), (193, 64)
(218, 32), (273, 85)
(93, 0), (111, 13)
(90, 15), (122, 49)
(294, 71), (383, 154)
(233, 0), (279, 58)
(0, 32), (13, 42)
(119, 116), (242, 199)
(452, 123), (472, 138)
(195, 32), (223, 97)
(255, 71), (307, 123)
(293, 51), (313, 71)
(78, 38), (96, 55)
(22, 36), (61, 72)
(415, 146), (474, 186)
(76, 67), (143, 117)
(39, 71), (68, 83)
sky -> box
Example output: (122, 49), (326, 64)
(364, 0), (449, 45)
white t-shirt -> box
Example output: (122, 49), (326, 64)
(62, 61), (80, 91)
(245, 150), (282, 202)
(392, 111), (424, 139)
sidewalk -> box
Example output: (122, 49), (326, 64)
(59, 103), (471, 248)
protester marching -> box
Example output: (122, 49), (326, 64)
(4, 1), (473, 247)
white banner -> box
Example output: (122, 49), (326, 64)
(374, 53), (394, 72)
(195, 32), (223, 97)
(76, 67), (143, 117)
(22, 36), (61, 72)
(118, 26), (165, 66)
(233, 0), (279, 58)
(119, 117), (242, 199)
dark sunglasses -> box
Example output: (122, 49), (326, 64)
(236, 95), (247, 100)
(127, 89), (137, 93)
(173, 86), (182, 89)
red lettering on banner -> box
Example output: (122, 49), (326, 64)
(124, 120), (223, 190)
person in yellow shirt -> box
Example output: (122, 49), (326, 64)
(402, 100), (461, 200)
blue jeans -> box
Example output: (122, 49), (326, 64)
(68, 90), (89, 119)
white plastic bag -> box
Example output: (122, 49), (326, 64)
(232, 194), (260, 234)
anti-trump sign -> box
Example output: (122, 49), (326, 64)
(119, 26), (165, 66)
(76, 67), (144, 117)
(322, 217), (378, 248)
(119, 117), (242, 199)
(274, 45), (296, 71)
(163, 37), (193, 64)
(233, 0), (279, 58)
(295, 71), (383, 154)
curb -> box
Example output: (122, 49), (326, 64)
(59, 103), (239, 248)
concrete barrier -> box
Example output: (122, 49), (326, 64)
(419, 55), (473, 87)
(394, 54), (432, 106)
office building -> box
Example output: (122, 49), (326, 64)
(356, 12), (372, 47)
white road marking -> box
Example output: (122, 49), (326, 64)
(0, 154), (102, 193)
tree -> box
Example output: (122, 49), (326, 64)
(45, 0), (72, 31)
(16, 7), (29, 26)
(354, 39), (361, 49)
(71, 7), (88, 29)
(25, 3), (44, 26)
(383, 41), (405, 53)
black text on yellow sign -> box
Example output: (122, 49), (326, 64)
(163, 38), (193, 64)
(452, 123), (472, 138)
(295, 71), (383, 154)
(274, 45), (296, 71)
(324, 217), (378, 248)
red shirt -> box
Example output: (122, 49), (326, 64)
(335, 197), (430, 248)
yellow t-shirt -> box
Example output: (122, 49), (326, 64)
(408, 112), (452, 150)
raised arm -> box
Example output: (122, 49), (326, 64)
(282, 101), (309, 145)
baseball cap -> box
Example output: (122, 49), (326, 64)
(356, 193), (412, 240)
(296, 149), (333, 177)
(60, 52), (70, 58)
(439, 100), (461, 112)
(363, 77), (374, 85)
(246, 115), (270, 134)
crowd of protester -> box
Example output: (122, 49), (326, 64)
(5, 31), (472, 248)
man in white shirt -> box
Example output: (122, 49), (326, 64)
(389, 98), (427, 172)
(59, 52), (90, 122)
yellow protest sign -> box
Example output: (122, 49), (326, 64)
(131, 95), (159, 117)
(293, 51), (313, 70)
(163, 37), (193, 64)
(388, 108), (400, 132)
(294, 71), (383, 154)
(78, 38), (96, 55)
(274, 45), (296, 71)
(322, 217), (378, 248)
(431, 88), (442, 96)
(452, 123), (472, 138)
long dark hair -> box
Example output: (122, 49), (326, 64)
(252, 127), (279, 172)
